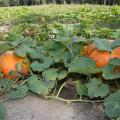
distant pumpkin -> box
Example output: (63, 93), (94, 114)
(40, 16), (46, 23)
(81, 44), (110, 67)
(0, 51), (29, 79)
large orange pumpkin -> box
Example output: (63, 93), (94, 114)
(81, 44), (110, 67)
(0, 51), (29, 79)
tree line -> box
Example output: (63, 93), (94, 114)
(0, 0), (120, 6)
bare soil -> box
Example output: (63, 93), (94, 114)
(4, 93), (108, 120)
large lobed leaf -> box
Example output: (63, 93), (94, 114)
(87, 78), (110, 98)
(42, 68), (58, 81)
(93, 38), (112, 51)
(28, 75), (55, 96)
(104, 90), (120, 118)
(102, 58), (120, 80)
(30, 57), (54, 72)
(9, 85), (28, 100)
(68, 57), (101, 74)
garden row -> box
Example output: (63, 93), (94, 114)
(0, 5), (120, 120)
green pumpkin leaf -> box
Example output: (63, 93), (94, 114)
(94, 38), (112, 51)
(28, 75), (55, 96)
(87, 78), (110, 98)
(21, 38), (36, 47)
(15, 45), (31, 57)
(28, 75), (49, 95)
(110, 29), (120, 39)
(9, 85), (28, 100)
(102, 61), (120, 80)
(0, 42), (11, 54)
(29, 47), (45, 59)
(9, 37), (23, 47)
(0, 79), (14, 93)
(42, 68), (58, 81)
(0, 103), (6, 120)
(43, 41), (65, 56)
(109, 58), (120, 66)
(104, 90), (120, 118)
(68, 57), (101, 74)
(74, 80), (87, 96)
(111, 40), (120, 48)
(42, 80), (56, 90)
(30, 57), (53, 72)
(57, 70), (68, 80)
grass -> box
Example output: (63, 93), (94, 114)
(0, 5), (120, 25)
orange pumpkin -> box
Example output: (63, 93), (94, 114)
(81, 44), (110, 67)
(111, 46), (120, 59)
(40, 16), (46, 23)
(0, 51), (29, 79)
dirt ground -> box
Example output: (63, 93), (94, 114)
(4, 94), (108, 120)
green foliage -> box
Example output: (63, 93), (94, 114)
(28, 75), (55, 96)
(30, 58), (54, 72)
(69, 57), (101, 74)
(93, 38), (112, 52)
(74, 80), (87, 96)
(102, 58), (120, 80)
(0, 103), (6, 120)
(87, 78), (110, 98)
(42, 68), (58, 81)
(111, 39), (120, 49)
(74, 78), (110, 98)
(104, 90), (120, 118)
(9, 85), (28, 99)
(0, 79), (14, 93)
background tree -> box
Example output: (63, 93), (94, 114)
(0, 0), (119, 6)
